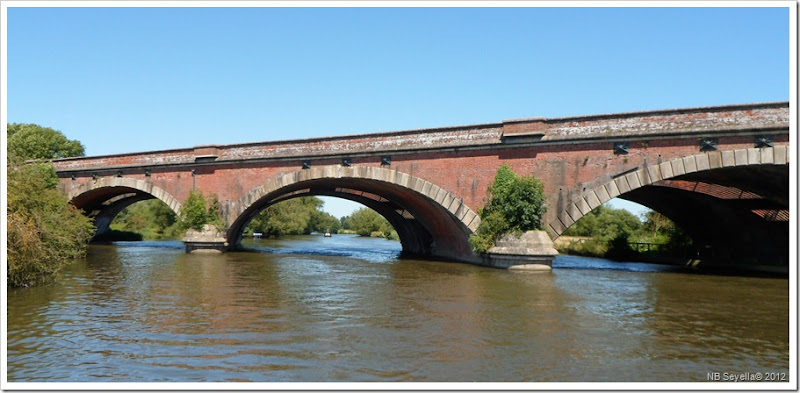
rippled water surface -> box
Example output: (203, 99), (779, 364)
(7, 235), (789, 382)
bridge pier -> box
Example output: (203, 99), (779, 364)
(484, 231), (558, 271)
(183, 224), (228, 254)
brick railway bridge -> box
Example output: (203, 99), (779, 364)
(53, 102), (790, 272)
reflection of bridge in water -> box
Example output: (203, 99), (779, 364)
(54, 102), (790, 272)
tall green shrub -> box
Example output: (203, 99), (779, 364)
(469, 164), (547, 253)
(7, 123), (93, 287)
(7, 163), (95, 287)
(179, 190), (222, 231)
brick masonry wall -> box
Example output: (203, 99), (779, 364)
(55, 102), (790, 235)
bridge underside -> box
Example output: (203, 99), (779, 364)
(619, 164), (789, 272)
(70, 187), (157, 240)
(228, 177), (478, 263)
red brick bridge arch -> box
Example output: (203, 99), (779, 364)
(226, 165), (481, 261)
(67, 177), (182, 238)
(556, 146), (789, 270)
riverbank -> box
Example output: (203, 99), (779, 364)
(554, 236), (787, 277)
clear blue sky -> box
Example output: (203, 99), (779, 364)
(4, 4), (792, 218)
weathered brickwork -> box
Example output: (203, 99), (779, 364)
(54, 102), (790, 263)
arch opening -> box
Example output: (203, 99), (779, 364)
(228, 166), (480, 263)
(67, 178), (182, 241)
(236, 195), (405, 260)
(556, 154), (789, 273)
(99, 199), (183, 241)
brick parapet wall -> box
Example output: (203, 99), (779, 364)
(52, 102), (788, 173)
(521, 102), (788, 141)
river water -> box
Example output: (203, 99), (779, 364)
(6, 235), (789, 383)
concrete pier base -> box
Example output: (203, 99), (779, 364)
(485, 230), (558, 270)
(183, 224), (228, 254)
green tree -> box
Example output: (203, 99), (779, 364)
(640, 211), (694, 256)
(556, 205), (700, 260)
(244, 197), (390, 239)
(178, 190), (221, 231)
(642, 211), (671, 240)
(108, 199), (181, 240)
(563, 205), (642, 242)
(343, 208), (391, 237)
(150, 200), (178, 230)
(7, 163), (95, 287)
(312, 211), (342, 234)
(245, 197), (325, 237)
(469, 164), (548, 253)
(7, 123), (85, 162)
(6, 123), (93, 287)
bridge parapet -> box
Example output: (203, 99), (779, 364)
(51, 124), (504, 172)
(52, 102), (788, 174)
(502, 101), (788, 142)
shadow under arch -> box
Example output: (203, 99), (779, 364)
(552, 146), (789, 271)
(227, 165), (482, 263)
(67, 177), (183, 238)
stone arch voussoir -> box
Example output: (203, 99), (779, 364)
(231, 165), (482, 233)
(68, 177), (182, 215)
(549, 146), (790, 237)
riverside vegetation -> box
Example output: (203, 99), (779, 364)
(469, 164), (548, 253)
(556, 206), (694, 261)
(468, 163), (693, 261)
(7, 124), (94, 287)
(241, 198), (399, 241)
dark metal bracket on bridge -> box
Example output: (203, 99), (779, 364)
(613, 141), (629, 155)
(755, 135), (773, 148)
(699, 138), (718, 152)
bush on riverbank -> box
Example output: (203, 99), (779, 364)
(555, 237), (609, 257)
(7, 163), (95, 288)
(7, 124), (94, 288)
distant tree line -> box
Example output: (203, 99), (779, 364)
(107, 193), (400, 243)
(339, 207), (398, 240)
(243, 197), (341, 237)
(242, 198), (398, 240)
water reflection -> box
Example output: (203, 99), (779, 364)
(6, 236), (789, 382)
